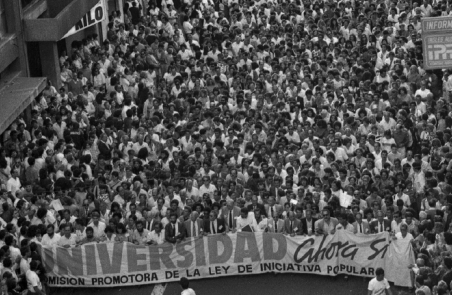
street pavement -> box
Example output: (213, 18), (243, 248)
(163, 273), (410, 295)
(51, 273), (411, 295)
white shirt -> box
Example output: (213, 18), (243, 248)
(6, 177), (21, 196)
(390, 220), (406, 234)
(368, 277), (390, 295)
(148, 230), (166, 245)
(327, 147), (348, 162)
(198, 184), (217, 198)
(236, 213), (258, 232)
(26, 270), (42, 292)
(393, 193), (411, 206)
(87, 221), (106, 238)
(335, 223), (355, 233)
(414, 88), (432, 99)
(181, 288), (196, 295)
(9, 246), (21, 262)
(41, 233), (61, 247)
(57, 234), (78, 247)
(395, 231), (414, 241)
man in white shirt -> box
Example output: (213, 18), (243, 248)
(367, 268), (393, 295)
(394, 223), (413, 241)
(41, 224), (61, 247)
(6, 169), (21, 197)
(198, 176), (217, 199)
(180, 277), (196, 295)
(148, 222), (166, 245)
(253, 209), (268, 232)
(285, 126), (301, 144)
(393, 184), (410, 206)
(132, 135), (150, 154)
(184, 211), (203, 237)
(379, 111), (397, 131)
(336, 215), (354, 234)
(236, 208), (258, 232)
(26, 261), (44, 295)
(57, 224), (78, 248)
(87, 212), (106, 239)
(326, 140), (348, 162)
(5, 235), (20, 261)
(414, 81), (432, 100)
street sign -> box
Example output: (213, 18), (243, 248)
(61, 0), (106, 39)
(421, 16), (452, 70)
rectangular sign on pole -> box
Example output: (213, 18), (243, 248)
(41, 231), (415, 288)
(422, 16), (452, 70)
(61, 0), (106, 39)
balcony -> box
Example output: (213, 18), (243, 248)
(23, 0), (98, 42)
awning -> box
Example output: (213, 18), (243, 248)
(0, 77), (47, 134)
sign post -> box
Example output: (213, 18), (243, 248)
(422, 16), (452, 70)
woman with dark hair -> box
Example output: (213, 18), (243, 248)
(314, 119), (328, 138)
(114, 222), (129, 242)
(137, 147), (149, 165)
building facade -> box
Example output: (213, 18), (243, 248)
(0, 0), (99, 136)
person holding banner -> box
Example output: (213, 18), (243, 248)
(130, 220), (150, 245)
(370, 211), (392, 234)
(57, 224), (77, 248)
(221, 200), (240, 232)
(79, 227), (98, 245)
(147, 222), (165, 245)
(283, 211), (303, 236)
(253, 209), (268, 232)
(315, 209), (339, 236)
(266, 214), (284, 234)
(41, 225), (60, 247)
(87, 212), (106, 239)
(203, 210), (226, 235)
(184, 211), (203, 237)
(235, 208), (258, 232)
(353, 213), (370, 235)
(336, 213), (354, 232)
(165, 213), (186, 243)
(301, 209), (317, 236)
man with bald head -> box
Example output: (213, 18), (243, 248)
(184, 211), (204, 237)
(133, 134), (149, 154)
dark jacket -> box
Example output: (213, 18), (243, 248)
(203, 218), (226, 234)
(301, 217), (318, 234)
(164, 221), (186, 243)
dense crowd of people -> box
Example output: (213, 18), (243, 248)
(2, 0), (452, 294)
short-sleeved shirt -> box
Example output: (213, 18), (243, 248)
(368, 277), (390, 295)
(57, 234), (78, 247)
(26, 270), (42, 292)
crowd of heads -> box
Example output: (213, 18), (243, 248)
(3, 0), (452, 293)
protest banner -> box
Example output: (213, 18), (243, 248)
(41, 231), (414, 288)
